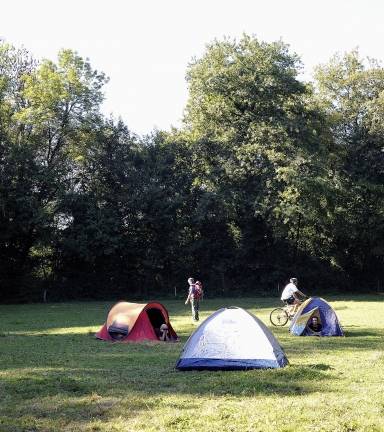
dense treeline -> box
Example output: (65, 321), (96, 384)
(1, 35), (383, 302)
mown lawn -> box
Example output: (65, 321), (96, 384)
(0, 295), (384, 431)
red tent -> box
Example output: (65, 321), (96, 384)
(95, 301), (179, 342)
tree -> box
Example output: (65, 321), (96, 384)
(179, 34), (327, 291)
(0, 44), (109, 301)
(313, 50), (384, 288)
(54, 118), (168, 300)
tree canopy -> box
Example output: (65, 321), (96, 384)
(1, 36), (383, 302)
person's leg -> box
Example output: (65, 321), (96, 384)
(190, 300), (195, 320)
(286, 298), (297, 315)
(291, 299), (301, 314)
(194, 298), (200, 321)
(191, 298), (199, 321)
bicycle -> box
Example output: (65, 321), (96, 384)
(269, 302), (299, 326)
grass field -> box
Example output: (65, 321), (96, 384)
(1, 295), (384, 431)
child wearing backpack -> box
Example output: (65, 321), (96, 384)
(185, 278), (203, 322)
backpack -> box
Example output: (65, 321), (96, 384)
(194, 282), (203, 299)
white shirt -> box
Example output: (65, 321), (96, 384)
(281, 282), (298, 301)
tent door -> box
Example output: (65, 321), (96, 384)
(145, 307), (166, 330)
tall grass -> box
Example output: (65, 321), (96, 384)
(0, 295), (384, 431)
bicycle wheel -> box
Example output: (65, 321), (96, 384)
(270, 308), (289, 326)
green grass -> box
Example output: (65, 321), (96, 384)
(1, 295), (384, 431)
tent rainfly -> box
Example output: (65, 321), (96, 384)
(95, 301), (179, 342)
(289, 297), (344, 337)
(175, 306), (289, 370)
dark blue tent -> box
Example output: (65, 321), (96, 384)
(289, 297), (344, 337)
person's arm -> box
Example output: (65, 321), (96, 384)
(296, 290), (307, 297)
(185, 291), (191, 304)
(161, 329), (170, 341)
(159, 329), (169, 341)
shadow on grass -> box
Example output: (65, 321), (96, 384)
(304, 363), (333, 371)
(342, 329), (379, 337)
(0, 331), (338, 401)
(0, 361), (335, 401)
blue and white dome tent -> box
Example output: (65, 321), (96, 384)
(176, 306), (289, 370)
(289, 297), (344, 337)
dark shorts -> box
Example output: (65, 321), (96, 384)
(283, 296), (296, 305)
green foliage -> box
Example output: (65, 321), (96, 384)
(184, 35), (306, 141)
(1, 37), (384, 302)
(312, 50), (384, 285)
(0, 42), (110, 301)
(16, 48), (108, 131)
(177, 34), (330, 288)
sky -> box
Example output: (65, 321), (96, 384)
(2, 0), (384, 136)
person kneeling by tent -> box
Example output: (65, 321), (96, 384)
(157, 324), (171, 341)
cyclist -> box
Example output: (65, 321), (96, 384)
(281, 278), (308, 315)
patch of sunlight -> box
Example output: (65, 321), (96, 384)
(7, 326), (100, 336)
(0, 366), (76, 377)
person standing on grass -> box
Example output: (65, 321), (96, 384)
(281, 277), (307, 315)
(185, 277), (203, 322)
